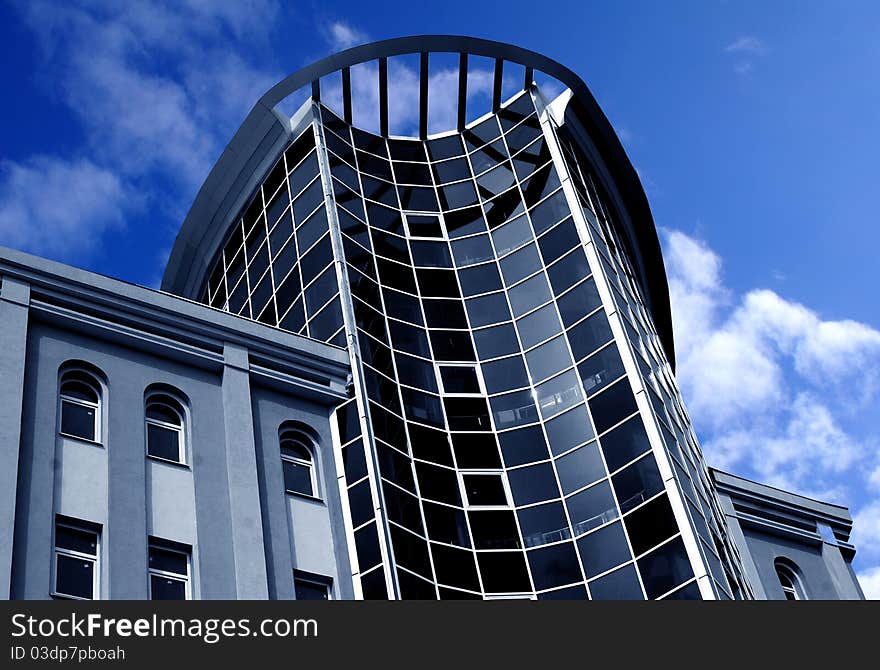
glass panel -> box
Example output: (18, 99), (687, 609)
(508, 272), (552, 318)
(518, 305), (562, 350)
(55, 526), (98, 555)
(147, 423), (182, 462)
(149, 547), (187, 576)
(482, 355), (529, 394)
(439, 366), (481, 394)
(576, 520), (632, 579)
(452, 236), (495, 269)
(524, 335), (569, 381)
(431, 544), (480, 591)
(637, 536), (694, 599)
(518, 501), (571, 548)
(469, 510), (521, 550)
(429, 330), (475, 361)
(548, 248), (591, 295)
(535, 369), (583, 419)
(507, 462), (559, 506)
(599, 415), (653, 473)
(466, 292), (511, 328)
(623, 493), (679, 556)
(556, 440), (606, 496)
(443, 397), (491, 431)
(612, 455), (664, 514)
(527, 541), (582, 590)
(589, 379), (638, 435)
(396, 352), (439, 392)
(60, 401), (96, 441)
(150, 575), (186, 600)
(295, 580), (329, 600)
(283, 459), (313, 496)
(473, 323), (520, 360)
(415, 462), (461, 505)
(499, 243), (542, 286)
(422, 299), (467, 330)
(588, 563), (644, 600)
(498, 425), (549, 468)
(578, 345), (626, 396)
(410, 240), (452, 268)
(489, 389), (538, 429)
(450, 433), (502, 469)
(567, 310), (613, 361)
(544, 404), (594, 456)
(390, 525), (432, 578)
(462, 474), (507, 506)
(492, 215), (532, 257)
(348, 479), (375, 528)
(477, 552), (531, 593)
(354, 522), (382, 572)
(424, 502), (471, 548)
(566, 480), (618, 535)
(538, 218), (580, 265)
(56, 555), (94, 599)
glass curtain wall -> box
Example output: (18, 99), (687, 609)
(201, 86), (748, 600)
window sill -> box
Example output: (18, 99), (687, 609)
(285, 491), (325, 505)
(50, 591), (93, 601)
(58, 433), (104, 448)
(147, 454), (191, 470)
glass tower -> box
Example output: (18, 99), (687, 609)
(164, 37), (754, 600)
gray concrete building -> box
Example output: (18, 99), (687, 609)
(0, 36), (864, 600)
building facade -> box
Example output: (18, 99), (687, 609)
(1, 36), (864, 600)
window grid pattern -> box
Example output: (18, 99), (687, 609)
(196, 87), (737, 601)
(317, 90), (694, 600)
(549, 113), (753, 600)
(203, 127), (345, 347)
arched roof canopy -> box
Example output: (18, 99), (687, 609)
(162, 35), (676, 367)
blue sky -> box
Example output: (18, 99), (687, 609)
(1, 0), (878, 596)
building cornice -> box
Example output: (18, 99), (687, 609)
(0, 245), (350, 404)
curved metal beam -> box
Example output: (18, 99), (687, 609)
(161, 35), (676, 367)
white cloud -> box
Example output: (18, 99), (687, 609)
(858, 565), (880, 599)
(0, 156), (127, 258)
(725, 36), (766, 55)
(853, 501), (880, 559)
(664, 229), (879, 502)
(1, 0), (282, 261)
(326, 21), (367, 50)
(724, 36), (767, 76)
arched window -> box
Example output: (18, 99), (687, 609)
(775, 559), (806, 600)
(145, 392), (187, 464)
(280, 426), (318, 498)
(59, 369), (102, 442)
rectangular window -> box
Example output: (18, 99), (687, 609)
(294, 571), (332, 600)
(460, 471), (511, 508)
(404, 213), (445, 239)
(53, 519), (99, 600)
(148, 541), (190, 600)
(437, 364), (484, 396)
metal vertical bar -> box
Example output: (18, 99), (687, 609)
(379, 57), (389, 136)
(342, 67), (352, 124)
(492, 58), (503, 111)
(419, 51), (429, 139)
(457, 52), (468, 131)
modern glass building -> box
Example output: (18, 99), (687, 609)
(161, 36), (760, 601)
(5, 35), (856, 602)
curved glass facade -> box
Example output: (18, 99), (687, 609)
(198, 84), (751, 600)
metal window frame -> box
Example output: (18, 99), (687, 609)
(52, 521), (100, 601)
(147, 543), (191, 601)
(144, 397), (187, 466)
